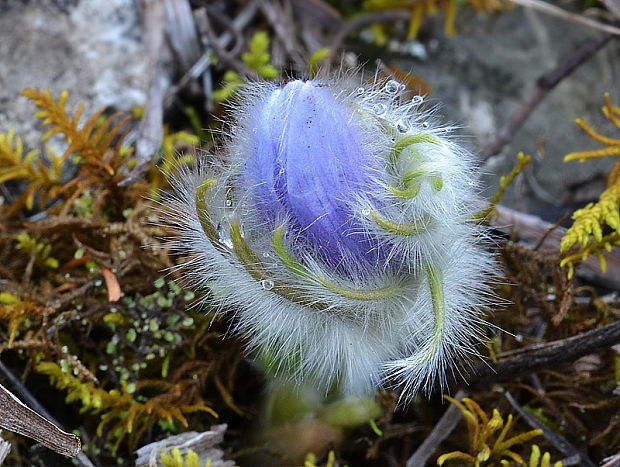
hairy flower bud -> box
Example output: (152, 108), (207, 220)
(163, 74), (496, 398)
(242, 80), (379, 271)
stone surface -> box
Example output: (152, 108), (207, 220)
(1, 2), (618, 220)
(0, 0), (156, 148)
(392, 7), (620, 219)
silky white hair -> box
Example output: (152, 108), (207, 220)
(160, 72), (499, 400)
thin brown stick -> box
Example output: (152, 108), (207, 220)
(505, 391), (596, 467)
(491, 204), (620, 289)
(458, 319), (620, 388)
(194, 8), (259, 79)
(323, 10), (412, 74)
(258, 0), (307, 68)
(478, 32), (613, 160)
(121, 0), (166, 186)
(405, 390), (466, 467)
(511, 0), (620, 35)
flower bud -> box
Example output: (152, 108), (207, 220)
(242, 80), (379, 271)
(163, 75), (496, 398)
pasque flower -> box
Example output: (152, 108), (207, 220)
(164, 75), (496, 398)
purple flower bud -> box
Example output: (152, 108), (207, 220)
(243, 80), (378, 271)
(163, 74), (498, 399)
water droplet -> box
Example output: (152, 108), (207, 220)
(261, 279), (274, 290)
(262, 252), (270, 258)
(396, 118), (410, 133)
(384, 80), (400, 94)
(412, 95), (424, 105)
(372, 103), (387, 117)
(225, 199), (232, 207)
(356, 87), (365, 95)
(362, 207), (371, 216)
(279, 167), (285, 175)
(422, 121), (430, 129)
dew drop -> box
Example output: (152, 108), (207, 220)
(362, 207), (371, 216)
(261, 279), (274, 291)
(384, 80), (400, 94)
(412, 95), (424, 105)
(356, 87), (365, 95)
(279, 167), (285, 175)
(262, 252), (270, 258)
(396, 118), (410, 133)
(372, 103), (387, 117)
(422, 121), (430, 128)
(225, 199), (232, 207)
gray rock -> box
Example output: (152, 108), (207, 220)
(0, 0), (168, 149)
(393, 7), (620, 217)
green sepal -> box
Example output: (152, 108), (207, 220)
(195, 179), (231, 254)
(369, 208), (431, 235)
(273, 225), (401, 301)
(392, 134), (442, 160)
(407, 263), (446, 366)
(273, 226), (314, 280)
(431, 174), (443, 191)
(230, 222), (267, 282)
(389, 181), (422, 199)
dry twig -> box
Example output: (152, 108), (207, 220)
(510, 0), (620, 36)
(122, 0), (166, 186)
(406, 390), (466, 467)
(323, 10), (412, 73)
(505, 391), (596, 467)
(458, 319), (620, 388)
(479, 32), (614, 160)
(492, 204), (620, 289)
(258, 0), (307, 68)
(0, 375), (80, 457)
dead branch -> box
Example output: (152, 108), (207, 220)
(406, 390), (466, 467)
(479, 32), (614, 160)
(122, 0), (166, 186)
(492, 203), (620, 289)
(258, 0), (307, 68)
(459, 319), (620, 388)
(505, 391), (596, 467)
(0, 363), (80, 458)
(323, 10), (412, 73)
(510, 0), (620, 36)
